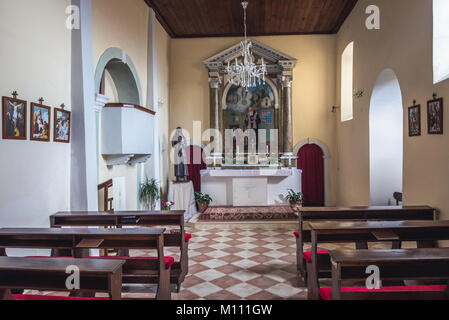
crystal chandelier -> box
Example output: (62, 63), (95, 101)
(225, 1), (267, 88)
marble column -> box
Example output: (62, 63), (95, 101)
(208, 75), (223, 162)
(282, 77), (293, 154)
(209, 76), (221, 134)
(277, 80), (284, 153)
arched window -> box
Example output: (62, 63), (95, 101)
(433, 0), (449, 84)
(369, 69), (403, 206)
(341, 42), (354, 122)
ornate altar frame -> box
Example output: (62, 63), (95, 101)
(203, 39), (297, 154)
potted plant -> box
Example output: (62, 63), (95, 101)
(161, 201), (174, 211)
(195, 192), (212, 213)
(286, 189), (303, 206)
(140, 178), (160, 210)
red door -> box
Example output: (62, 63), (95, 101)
(297, 144), (324, 207)
(186, 146), (206, 193)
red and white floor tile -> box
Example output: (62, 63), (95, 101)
(170, 226), (306, 300)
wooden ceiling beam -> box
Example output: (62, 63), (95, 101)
(331, 0), (358, 33)
(143, 0), (359, 39)
(144, 0), (176, 38)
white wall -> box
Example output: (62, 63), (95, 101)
(0, 0), (71, 254)
(369, 69), (403, 205)
(155, 20), (171, 196)
(92, 0), (150, 210)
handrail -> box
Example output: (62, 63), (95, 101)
(98, 179), (114, 212)
(104, 103), (156, 116)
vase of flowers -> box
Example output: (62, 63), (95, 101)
(195, 192), (212, 213)
(161, 201), (174, 211)
(140, 178), (160, 211)
(286, 189), (303, 206)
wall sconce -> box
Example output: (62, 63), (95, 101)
(353, 89), (364, 99)
(332, 106), (340, 113)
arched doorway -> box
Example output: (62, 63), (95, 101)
(94, 48), (142, 105)
(370, 69), (403, 206)
(186, 145), (206, 193)
(297, 144), (325, 207)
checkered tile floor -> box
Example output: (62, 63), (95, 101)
(24, 224), (393, 300)
(167, 225), (391, 300)
(170, 226), (306, 300)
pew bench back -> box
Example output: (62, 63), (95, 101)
(327, 248), (449, 300)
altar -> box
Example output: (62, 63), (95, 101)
(201, 168), (302, 207)
(196, 39), (301, 208)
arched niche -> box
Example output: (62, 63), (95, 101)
(94, 47), (142, 105)
(294, 138), (332, 206)
(369, 69), (403, 206)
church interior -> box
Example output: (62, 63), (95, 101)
(1, 0), (449, 303)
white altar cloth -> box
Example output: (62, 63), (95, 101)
(200, 169), (293, 177)
(200, 168), (302, 207)
(168, 181), (198, 221)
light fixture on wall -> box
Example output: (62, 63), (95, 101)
(353, 89), (365, 99)
(225, 1), (267, 89)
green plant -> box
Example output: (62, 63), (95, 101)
(285, 189), (303, 203)
(195, 192), (212, 204)
(140, 178), (160, 210)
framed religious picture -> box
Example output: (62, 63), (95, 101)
(408, 104), (421, 137)
(30, 99), (51, 142)
(427, 97), (443, 135)
(2, 93), (27, 140)
(53, 105), (71, 143)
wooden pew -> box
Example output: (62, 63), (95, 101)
(0, 227), (172, 300)
(294, 206), (435, 278)
(324, 248), (449, 300)
(50, 210), (189, 291)
(307, 220), (449, 300)
(0, 257), (125, 300)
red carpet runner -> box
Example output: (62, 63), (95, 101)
(198, 206), (297, 222)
